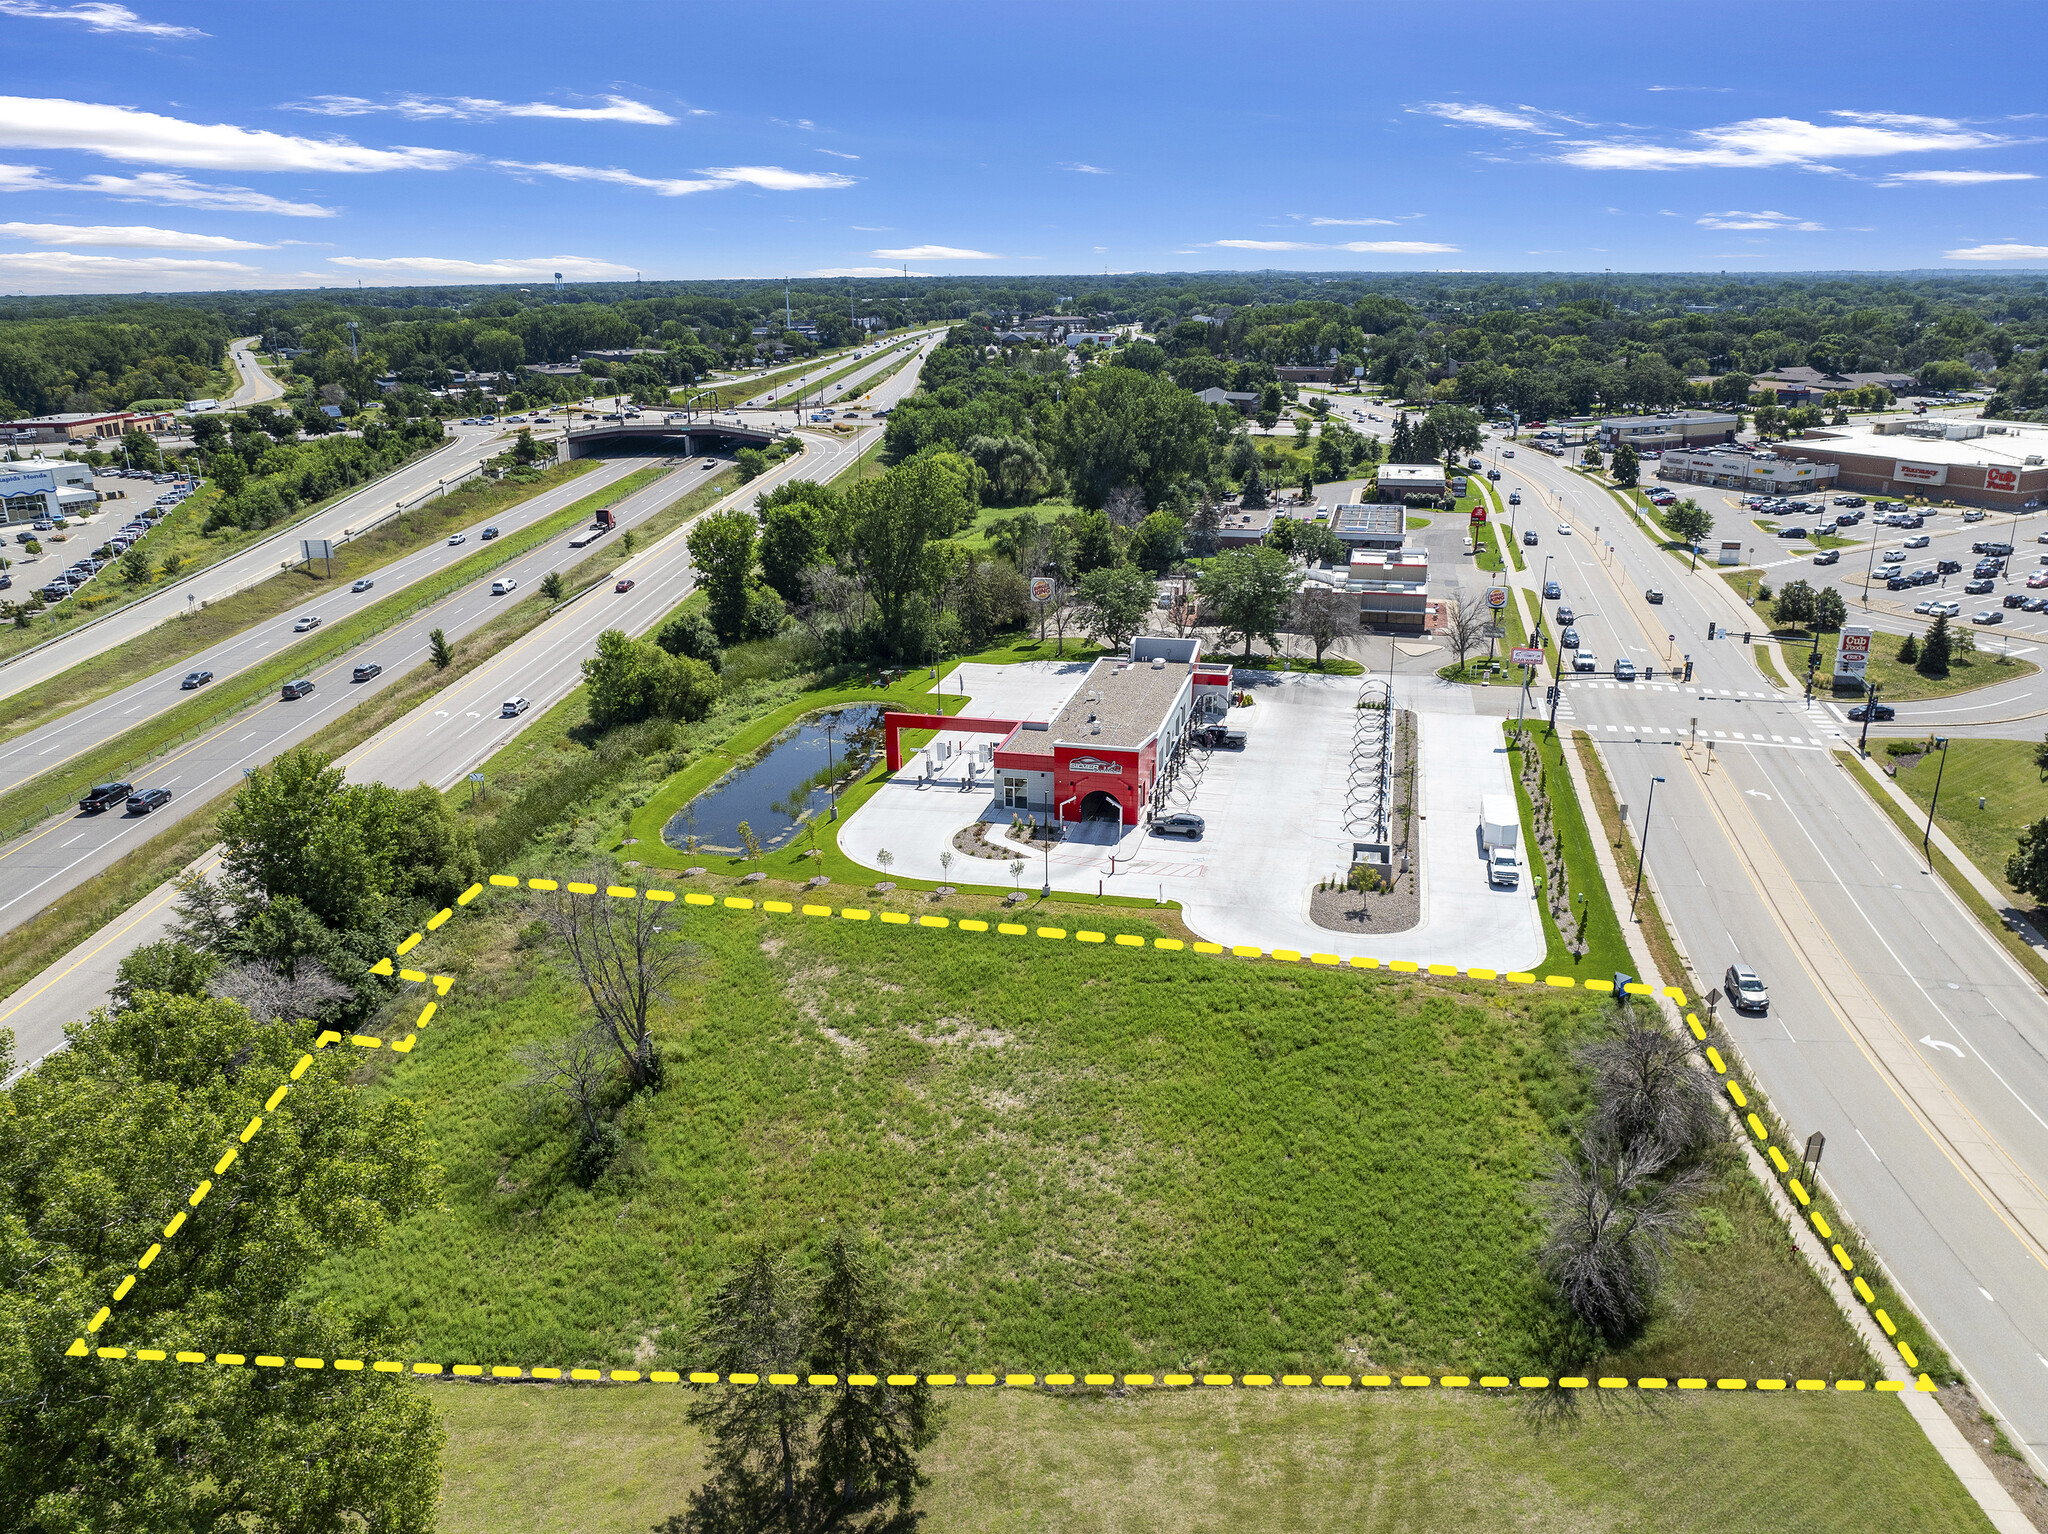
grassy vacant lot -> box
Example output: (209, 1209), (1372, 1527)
(303, 885), (1866, 1385)
(0, 458), (605, 749)
(428, 1384), (1989, 1534)
(1889, 736), (2047, 903)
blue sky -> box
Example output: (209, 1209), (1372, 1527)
(0, 0), (2042, 293)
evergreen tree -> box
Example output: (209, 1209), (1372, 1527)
(1896, 631), (1920, 664)
(1919, 614), (1952, 677)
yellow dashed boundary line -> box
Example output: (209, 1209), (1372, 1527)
(69, 876), (1933, 1395)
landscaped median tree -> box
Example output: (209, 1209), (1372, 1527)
(2008, 819), (2048, 905)
(0, 995), (442, 1533)
(1609, 443), (1640, 488)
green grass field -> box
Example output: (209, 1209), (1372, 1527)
(1888, 737), (2047, 904)
(302, 879), (1865, 1386)
(426, 1374), (1986, 1534)
(1722, 595), (2038, 702)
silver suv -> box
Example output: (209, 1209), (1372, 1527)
(1724, 963), (1769, 1013)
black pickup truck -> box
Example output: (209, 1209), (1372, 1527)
(79, 780), (133, 813)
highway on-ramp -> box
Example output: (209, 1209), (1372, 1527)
(225, 337), (287, 407)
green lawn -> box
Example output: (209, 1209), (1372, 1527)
(1888, 737), (2048, 904)
(1725, 590), (2039, 702)
(429, 1385), (1991, 1534)
(302, 892), (1863, 1383)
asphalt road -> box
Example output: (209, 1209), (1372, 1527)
(0, 333), (938, 1076)
(1496, 439), (2048, 1477)
(225, 338), (286, 407)
(0, 421), (509, 701)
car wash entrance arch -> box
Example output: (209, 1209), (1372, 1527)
(1077, 787), (1130, 822)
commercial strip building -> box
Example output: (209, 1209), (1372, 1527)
(1771, 419), (2048, 510)
(1347, 546), (1430, 632)
(1594, 410), (1740, 452)
(0, 459), (98, 522)
(880, 638), (1231, 826)
(1655, 446), (1839, 496)
(0, 409), (176, 446)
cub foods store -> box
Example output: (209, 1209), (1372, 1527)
(1776, 424), (2048, 511)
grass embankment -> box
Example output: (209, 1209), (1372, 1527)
(0, 437), (465, 662)
(428, 1386), (1991, 1534)
(1730, 589), (2037, 701)
(1843, 748), (2048, 994)
(1887, 737), (2044, 904)
(0, 459), (605, 749)
(0, 466), (680, 843)
(304, 887), (1865, 1384)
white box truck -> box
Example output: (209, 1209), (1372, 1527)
(1481, 794), (1521, 888)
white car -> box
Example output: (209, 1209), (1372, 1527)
(491, 577), (518, 595)
(1557, 522), (1572, 535)
(448, 533), (467, 546)
(501, 696), (530, 717)
(1932, 601), (1961, 617)
(1881, 550), (1906, 564)
(293, 615), (320, 633)
(1904, 534), (1930, 549)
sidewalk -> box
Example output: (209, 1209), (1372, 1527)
(1564, 732), (2036, 1534)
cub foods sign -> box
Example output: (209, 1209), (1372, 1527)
(1834, 625), (1873, 683)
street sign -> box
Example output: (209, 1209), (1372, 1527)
(468, 772), (485, 782)
(1029, 576), (1056, 604)
(1512, 646), (1543, 666)
(1486, 587), (1508, 609)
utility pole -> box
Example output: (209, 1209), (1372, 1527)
(1630, 775), (1665, 920)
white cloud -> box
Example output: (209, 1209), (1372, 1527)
(1880, 169), (2038, 185)
(1212, 238), (1458, 254)
(1945, 243), (2048, 261)
(0, 1), (200, 37)
(1412, 102), (1559, 135)
(493, 161), (854, 196)
(286, 93), (679, 125)
(1308, 217), (1398, 226)
(0, 220), (272, 248)
(1059, 162), (1111, 174)
(703, 164), (855, 190)
(0, 162), (336, 215)
(0, 250), (266, 288)
(0, 96), (465, 172)
(1557, 111), (2010, 171)
(872, 244), (998, 259)
(807, 266), (920, 278)
(1696, 209), (1826, 230)
(327, 254), (636, 281)
(770, 118), (817, 131)
(815, 148), (859, 160)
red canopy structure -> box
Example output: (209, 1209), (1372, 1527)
(881, 712), (1020, 772)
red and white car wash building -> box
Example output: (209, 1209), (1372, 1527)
(881, 637), (1232, 826)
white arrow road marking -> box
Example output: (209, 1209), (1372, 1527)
(1745, 789), (1773, 800)
(1922, 1036), (1965, 1057)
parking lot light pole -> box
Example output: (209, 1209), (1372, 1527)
(1630, 775), (1666, 921)
(1922, 736), (1951, 867)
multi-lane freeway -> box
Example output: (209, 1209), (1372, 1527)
(1489, 439), (2048, 1480)
(0, 331), (938, 1076)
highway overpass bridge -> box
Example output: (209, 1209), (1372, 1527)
(563, 414), (785, 459)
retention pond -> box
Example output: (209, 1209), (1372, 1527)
(661, 702), (884, 857)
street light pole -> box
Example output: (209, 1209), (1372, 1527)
(1630, 775), (1666, 920)
(1922, 736), (1951, 867)
(1858, 682), (1883, 757)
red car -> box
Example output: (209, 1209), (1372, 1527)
(615, 578), (635, 593)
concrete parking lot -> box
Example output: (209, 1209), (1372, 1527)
(836, 662), (1546, 970)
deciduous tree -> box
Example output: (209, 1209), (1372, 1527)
(1197, 546), (1299, 661)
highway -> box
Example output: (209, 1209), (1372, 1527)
(0, 331), (937, 1077)
(0, 421), (509, 700)
(225, 337), (286, 407)
(1491, 438), (2048, 1478)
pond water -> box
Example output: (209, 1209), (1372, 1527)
(661, 703), (885, 856)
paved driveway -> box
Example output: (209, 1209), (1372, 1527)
(838, 666), (1546, 970)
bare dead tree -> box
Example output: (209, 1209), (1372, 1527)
(517, 1022), (619, 1170)
(547, 880), (694, 1090)
(1576, 1008), (1725, 1164)
(1443, 591), (1492, 671)
(1291, 584), (1348, 666)
(1103, 484), (1148, 530)
(208, 958), (354, 1024)
(1535, 1131), (1707, 1340)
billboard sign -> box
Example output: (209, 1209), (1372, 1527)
(1835, 625), (1873, 684)
(1986, 466), (2020, 493)
(1029, 576), (1056, 604)
(1894, 459), (1948, 487)
(300, 539), (334, 563)
(1512, 646), (1544, 666)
